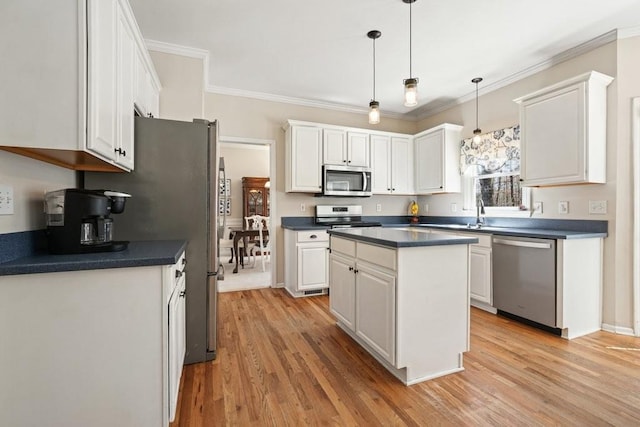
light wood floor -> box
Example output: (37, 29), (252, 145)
(172, 288), (640, 426)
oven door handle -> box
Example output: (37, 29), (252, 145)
(493, 238), (552, 249)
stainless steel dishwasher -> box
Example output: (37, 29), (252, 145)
(492, 236), (557, 328)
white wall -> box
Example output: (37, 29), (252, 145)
(0, 150), (77, 233)
(219, 143), (269, 224)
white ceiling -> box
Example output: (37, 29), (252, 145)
(129, 0), (640, 120)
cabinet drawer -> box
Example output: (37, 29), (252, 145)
(297, 230), (329, 243)
(331, 237), (356, 257)
(357, 242), (396, 271)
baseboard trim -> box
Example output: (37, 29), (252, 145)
(601, 323), (636, 336)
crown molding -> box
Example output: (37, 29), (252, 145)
(415, 29), (619, 120)
(145, 39), (209, 59)
(145, 27), (625, 123)
(207, 84), (407, 120)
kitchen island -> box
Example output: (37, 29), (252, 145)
(327, 227), (477, 385)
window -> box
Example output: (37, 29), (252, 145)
(460, 125), (530, 213)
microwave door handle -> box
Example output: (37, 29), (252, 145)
(362, 171), (368, 192)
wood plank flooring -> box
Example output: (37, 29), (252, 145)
(171, 288), (640, 426)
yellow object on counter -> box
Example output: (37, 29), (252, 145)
(409, 200), (419, 216)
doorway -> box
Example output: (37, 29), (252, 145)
(217, 136), (276, 292)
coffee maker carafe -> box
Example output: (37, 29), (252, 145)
(45, 189), (131, 254)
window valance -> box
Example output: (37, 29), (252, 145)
(460, 125), (521, 176)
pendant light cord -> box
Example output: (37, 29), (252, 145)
(475, 81), (479, 129)
(409, 1), (413, 78)
(373, 36), (376, 100)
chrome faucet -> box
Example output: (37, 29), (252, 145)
(476, 196), (485, 226)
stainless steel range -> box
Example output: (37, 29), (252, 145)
(315, 205), (381, 228)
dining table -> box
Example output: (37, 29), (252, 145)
(229, 226), (268, 273)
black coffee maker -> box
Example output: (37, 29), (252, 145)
(45, 188), (131, 254)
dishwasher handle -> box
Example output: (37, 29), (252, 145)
(493, 238), (552, 249)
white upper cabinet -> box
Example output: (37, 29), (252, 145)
(370, 134), (392, 193)
(391, 136), (414, 194)
(0, 0), (160, 172)
(346, 131), (370, 167)
(285, 122), (323, 193)
(514, 71), (613, 186)
(87, 0), (118, 161)
(414, 124), (463, 194)
(370, 134), (414, 194)
(323, 129), (370, 167)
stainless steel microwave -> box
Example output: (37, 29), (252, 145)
(322, 165), (372, 197)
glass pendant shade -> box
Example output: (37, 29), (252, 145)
(472, 131), (482, 145)
(404, 78), (418, 107)
(471, 77), (483, 145)
(369, 100), (380, 124)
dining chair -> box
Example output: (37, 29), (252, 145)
(253, 215), (271, 272)
(243, 215), (261, 267)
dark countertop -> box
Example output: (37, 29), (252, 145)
(417, 224), (607, 239)
(0, 240), (187, 276)
(328, 227), (478, 248)
(282, 216), (608, 239)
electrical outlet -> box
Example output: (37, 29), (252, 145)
(589, 200), (607, 215)
(558, 201), (569, 214)
(0, 185), (14, 215)
(450, 203), (457, 213)
(300, 203), (306, 212)
(423, 203), (429, 213)
(533, 201), (543, 214)
(376, 203), (382, 212)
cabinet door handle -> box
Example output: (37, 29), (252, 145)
(182, 258), (187, 265)
(175, 270), (183, 278)
(310, 234), (317, 239)
(348, 266), (353, 271)
(179, 290), (186, 298)
(354, 269), (358, 274)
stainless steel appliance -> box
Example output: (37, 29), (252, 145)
(315, 204), (381, 228)
(84, 116), (222, 364)
(322, 165), (372, 197)
(44, 188), (131, 254)
(492, 236), (557, 329)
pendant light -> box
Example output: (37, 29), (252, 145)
(367, 30), (381, 124)
(403, 0), (418, 107)
(472, 77), (483, 145)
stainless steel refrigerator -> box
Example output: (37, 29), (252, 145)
(84, 116), (222, 364)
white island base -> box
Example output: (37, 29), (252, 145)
(328, 230), (473, 386)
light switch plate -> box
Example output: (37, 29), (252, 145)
(376, 203), (382, 212)
(558, 201), (569, 214)
(450, 203), (457, 213)
(0, 185), (14, 215)
(533, 201), (543, 214)
(589, 200), (607, 215)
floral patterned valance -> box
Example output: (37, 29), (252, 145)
(460, 125), (520, 176)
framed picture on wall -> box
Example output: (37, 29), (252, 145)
(219, 178), (231, 197)
(218, 197), (231, 215)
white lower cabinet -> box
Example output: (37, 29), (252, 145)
(168, 261), (186, 422)
(329, 235), (470, 385)
(0, 250), (186, 427)
(284, 229), (329, 297)
(457, 232), (493, 311)
(355, 263), (396, 365)
(329, 253), (356, 330)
